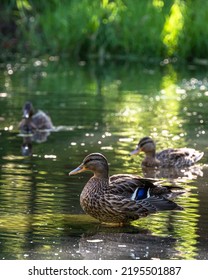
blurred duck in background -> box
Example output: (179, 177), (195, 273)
(19, 101), (54, 134)
(19, 102), (54, 155)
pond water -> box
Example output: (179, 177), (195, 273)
(0, 58), (208, 260)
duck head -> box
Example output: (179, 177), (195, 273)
(130, 136), (156, 155)
(69, 153), (109, 178)
(23, 101), (35, 119)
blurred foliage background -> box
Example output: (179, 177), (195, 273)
(1, 0), (208, 61)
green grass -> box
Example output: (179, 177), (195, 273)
(1, 0), (208, 61)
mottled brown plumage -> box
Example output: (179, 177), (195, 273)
(131, 136), (204, 168)
(69, 153), (183, 225)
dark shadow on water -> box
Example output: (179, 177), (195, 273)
(17, 221), (179, 260)
(78, 226), (178, 260)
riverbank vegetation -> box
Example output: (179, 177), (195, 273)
(1, 0), (208, 62)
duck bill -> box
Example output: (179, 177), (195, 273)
(69, 163), (85, 175)
(130, 147), (141, 155)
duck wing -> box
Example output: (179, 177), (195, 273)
(109, 174), (159, 198)
(157, 148), (204, 167)
(102, 192), (182, 222)
(109, 174), (184, 201)
(32, 111), (54, 130)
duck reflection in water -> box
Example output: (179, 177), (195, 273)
(21, 130), (51, 156)
(141, 165), (204, 181)
(21, 136), (33, 156)
(19, 101), (54, 156)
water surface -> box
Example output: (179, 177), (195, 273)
(0, 58), (208, 259)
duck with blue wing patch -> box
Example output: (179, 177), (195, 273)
(131, 186), (150, 200)
(69, 153), (184, 225)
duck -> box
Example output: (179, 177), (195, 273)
(69, 153), (183, 225)
(19, 101), (54, 134)
(130, 136), (204, 168)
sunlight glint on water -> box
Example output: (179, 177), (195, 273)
(0, 59), (207, 259)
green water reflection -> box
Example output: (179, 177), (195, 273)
(0, 58), (207, 259)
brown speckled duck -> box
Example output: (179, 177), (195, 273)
(19, 101), (54, 134)
(130, 136), (204, 168)
(69, 153), (182, 225)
